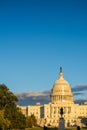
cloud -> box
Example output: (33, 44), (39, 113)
(14, 85), (87, 106)
(14, 90), (51, 99)
(72, 85), (87, 92)
(72, 85), (87, 98)
(73, 92), (84, 96)
(74, 99), (87, 104)
(14, 90), (51, 106)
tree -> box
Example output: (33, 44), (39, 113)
(0, 84), (18, 110)
(26, 114), (37, 128)
(0, 84), (26, 129)
(0, 110), (10, 130)
(26, 116), (33, 128)
(4, 104), (26, 129)
(31, 114), (37, 126)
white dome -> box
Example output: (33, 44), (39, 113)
(50, 67), (73, 103)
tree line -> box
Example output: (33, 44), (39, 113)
(0, 84), (37, 130)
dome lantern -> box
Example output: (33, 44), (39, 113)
(59, 67), (63, 79)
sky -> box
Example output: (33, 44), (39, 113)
(0, 0), (87, 97)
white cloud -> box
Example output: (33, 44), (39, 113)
(14, 85), (87, 106)
(14, 90), (51, 97)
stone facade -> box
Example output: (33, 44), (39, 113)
(18, 68), (87, 127)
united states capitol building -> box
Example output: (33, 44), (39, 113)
(18, 68), (87, 127)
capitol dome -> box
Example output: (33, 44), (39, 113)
(50, 67), (74, 103)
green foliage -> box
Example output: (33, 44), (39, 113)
(26, 114), (37, 128)
(31, 114), (37, 126)
(26, 116), (33, 128)
(0, 84), (26, 129)
(0, 110), (10, 130)
(0, 84), (18, 110)
(4, 104), (26, 129)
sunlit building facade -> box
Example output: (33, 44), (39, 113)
(19, 68), (87, 127)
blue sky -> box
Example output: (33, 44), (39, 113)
(0, 0), (87, 95)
